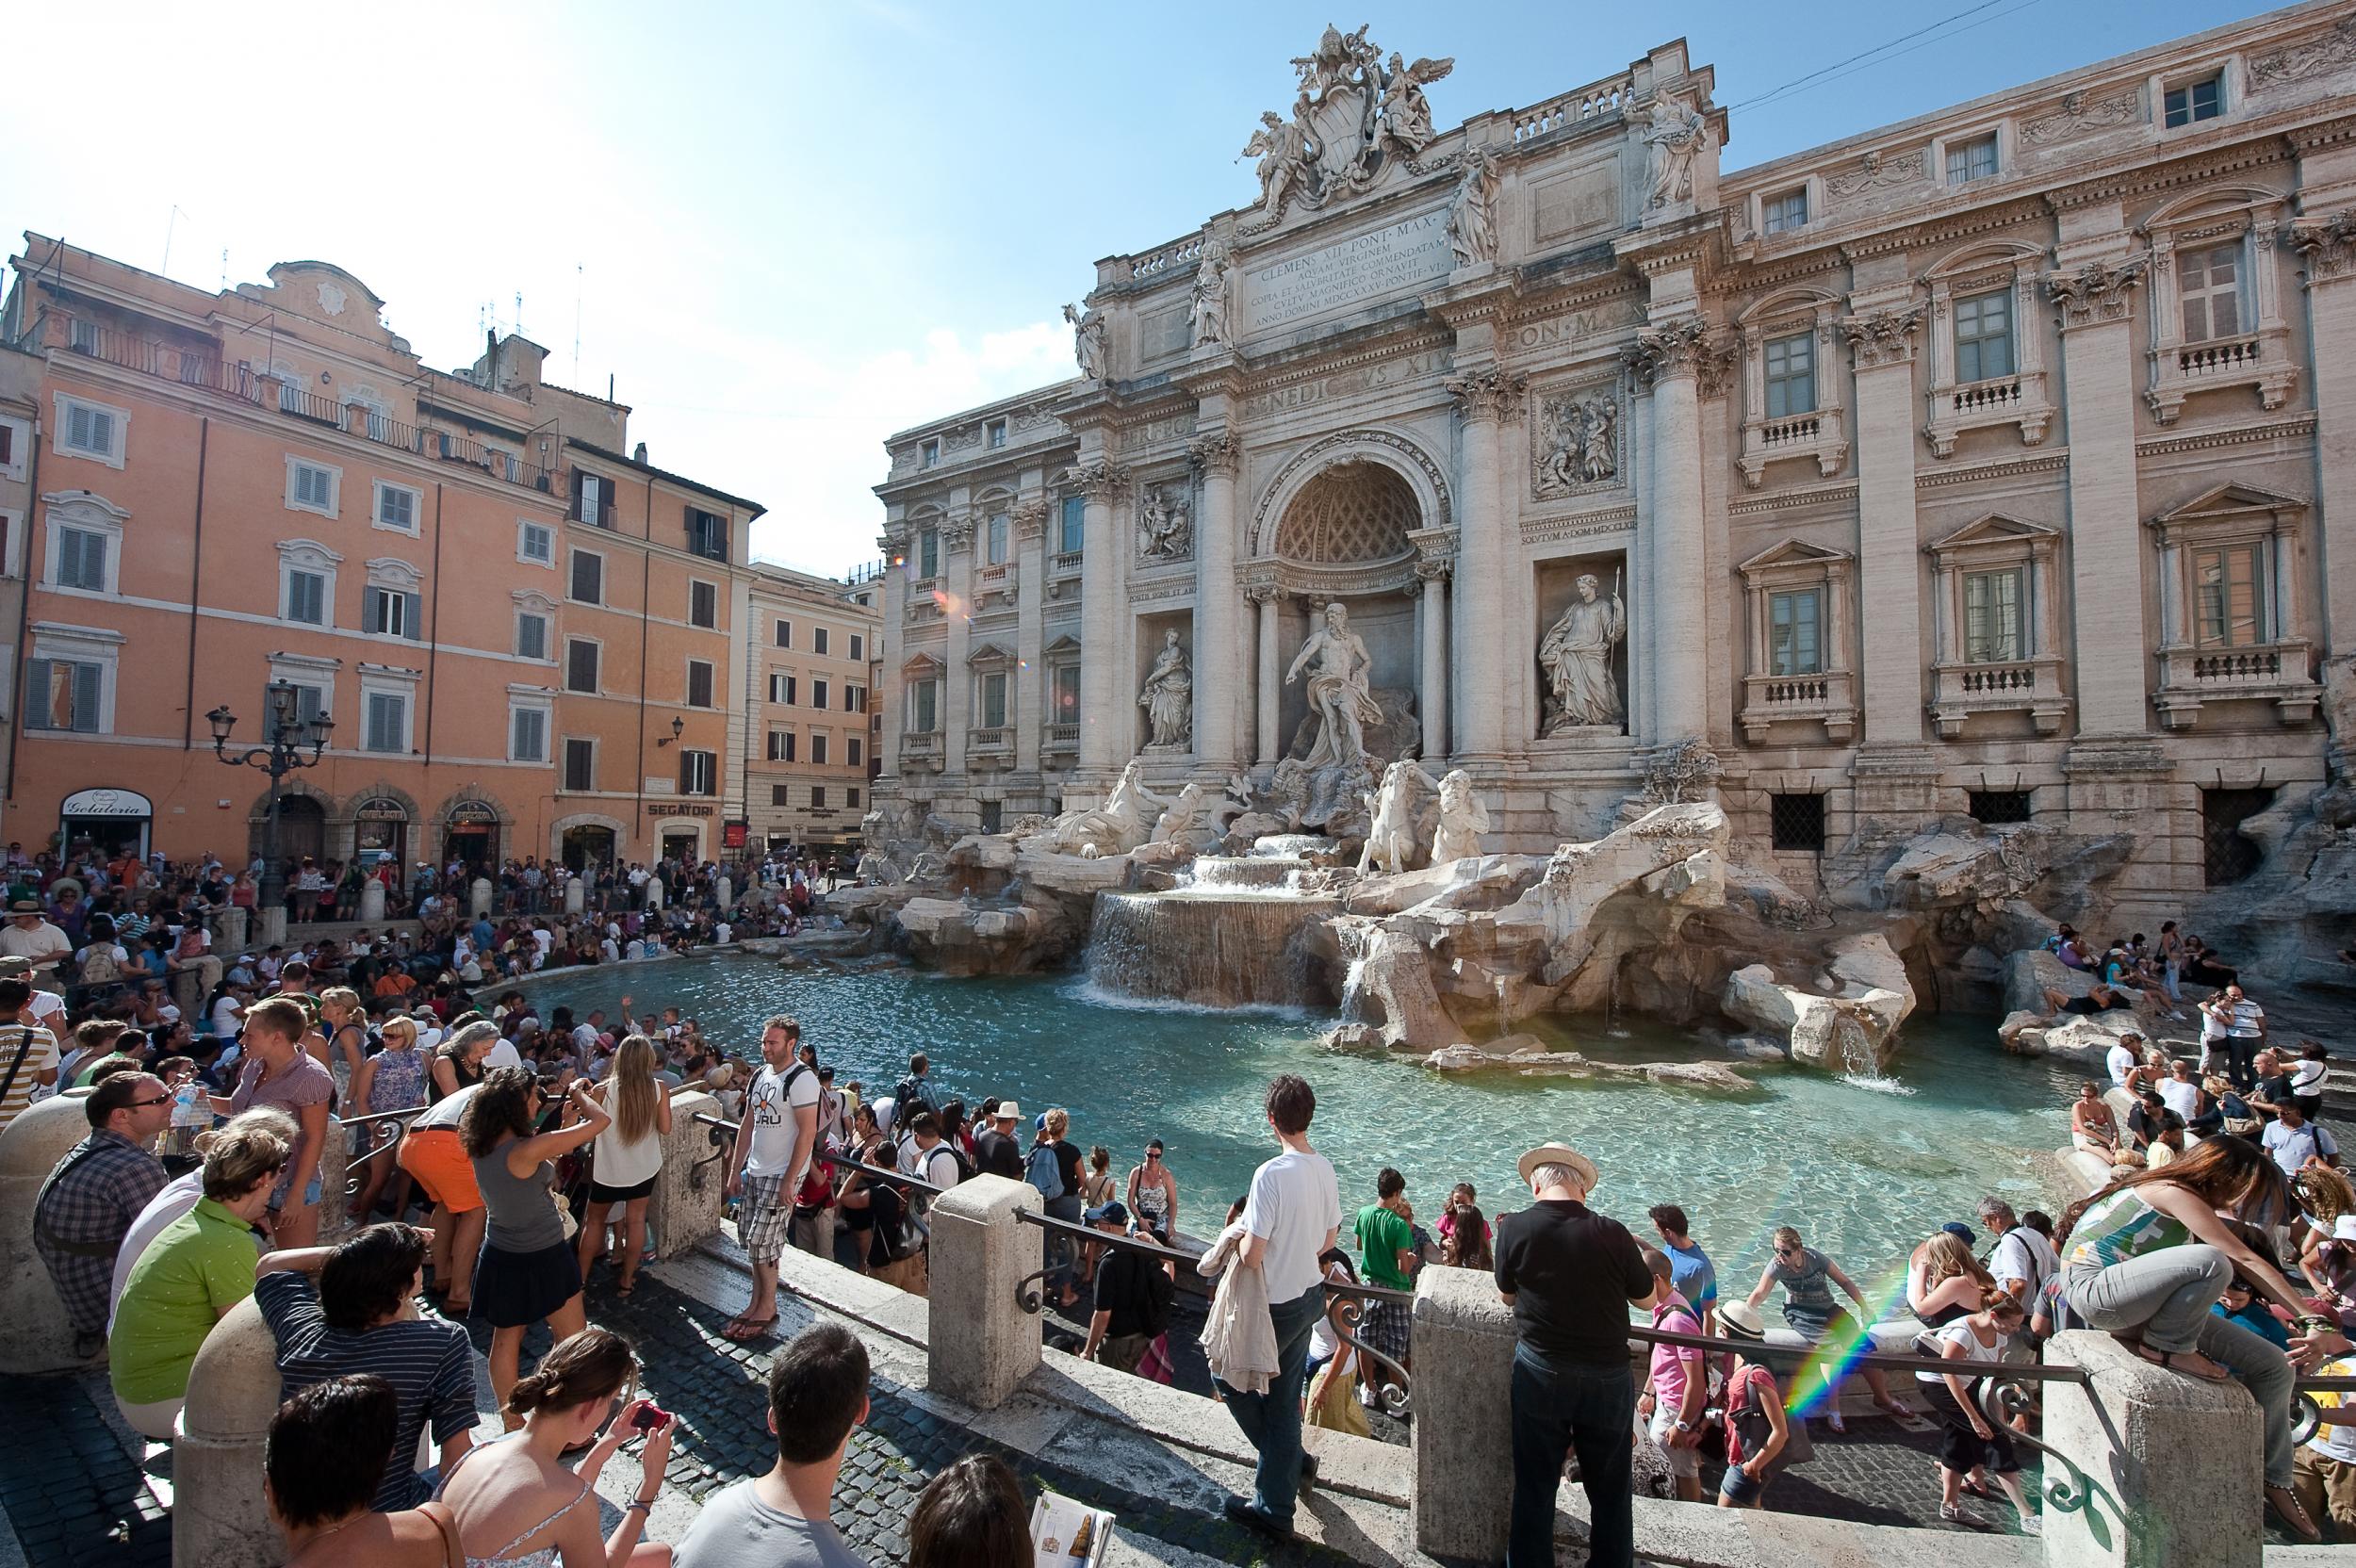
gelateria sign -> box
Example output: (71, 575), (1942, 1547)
(60, 788), (153, 819)
(1244, 209), (1452, 335)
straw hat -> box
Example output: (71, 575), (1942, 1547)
(1718, 1301), (1767, 1342)
(1515, 1142), (1599, 1194)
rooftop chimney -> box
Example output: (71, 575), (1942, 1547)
(633, 442), (647, 464)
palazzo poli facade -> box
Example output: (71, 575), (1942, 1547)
(875, 4), (2356, 920)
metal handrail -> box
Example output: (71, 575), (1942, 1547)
(335, 1101), (427, 1129)
(1621, 1319), (2092, 1383)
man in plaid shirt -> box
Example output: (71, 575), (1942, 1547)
(34, 1071), (172, 1348)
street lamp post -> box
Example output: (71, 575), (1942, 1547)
(207, 680), (334, 925)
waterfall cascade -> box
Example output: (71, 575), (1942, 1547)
(1086, 841), (1341, 1008)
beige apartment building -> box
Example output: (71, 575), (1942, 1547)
(744, 563), (878, 852)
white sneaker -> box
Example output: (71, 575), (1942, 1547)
(1826, 1407), (1847, 1434)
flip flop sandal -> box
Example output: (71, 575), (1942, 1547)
(721, 1315), (777, 1342)
(2266, 1484), (2321, 1542)
(2130, 1341), (2231, 1382)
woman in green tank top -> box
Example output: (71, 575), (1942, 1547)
(2056, 1135), (2348, 1541)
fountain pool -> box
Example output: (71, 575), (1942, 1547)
(520, 952), (2082, 1283)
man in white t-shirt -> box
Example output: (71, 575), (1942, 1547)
(1977, 1198), (2058, 1312)
(726, 1016), (820, 1343)
(2104, 1037), (2139, 1091)
(1219, 1073), (1341, 1539)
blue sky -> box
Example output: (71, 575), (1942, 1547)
(2, 1), (2286, 574)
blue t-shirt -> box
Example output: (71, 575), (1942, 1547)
(2212, 1298), (2289, 1349)
(1662, 1237), (1716, 1307)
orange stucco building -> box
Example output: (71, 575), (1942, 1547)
(0, 235), (763, 872)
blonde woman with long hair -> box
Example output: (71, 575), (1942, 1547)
(578, 1036), (672, 1297)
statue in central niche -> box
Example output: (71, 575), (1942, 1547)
(1540, 572), (1627, 733)
(1284, 600), (1381, 769)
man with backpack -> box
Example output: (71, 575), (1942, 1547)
(894, 1112), (965, 1238)
(892, 1053), (935, 1127)
(725, 1015), (820, 1342)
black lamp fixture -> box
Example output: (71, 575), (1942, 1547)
(207, 679), (335, 916)
(655, 714), (685, 747)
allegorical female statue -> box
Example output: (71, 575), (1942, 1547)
(1539, 572), (1627, 733)
(1284, 601), (1382, 768)
(1138, 628), (1193, 747)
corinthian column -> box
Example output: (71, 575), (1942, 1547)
(1444, 368), (1524, 760)
(1629, 318), (1710, 742)
(941, 511), (975, 775)
(1841, 303), (1929, 747)
(1415, 558), (1451, 758)
(1074, 460), (1131, 776)
(2047, 255), (2151, 736)
(1252, 587), (1284, 764)
(1190, 431), (1241, 770)
(1011, 498), (1048, 776)
(2288, 211), (2356, 663)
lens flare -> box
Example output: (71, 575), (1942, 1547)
(1781, 1264), (1912, 1416)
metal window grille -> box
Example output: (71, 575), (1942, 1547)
(1968, 791), (2033, 825)
(2201, 788), (2272, 887)
(1769, 793), (1825, 852)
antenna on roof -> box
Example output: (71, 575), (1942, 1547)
(573, 264), (583, 386)
(515, 290), (524, 339)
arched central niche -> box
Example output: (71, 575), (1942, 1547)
(1273, 460), (1417, 566)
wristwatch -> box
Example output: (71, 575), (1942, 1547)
(1674, 1420), (1694, 1434)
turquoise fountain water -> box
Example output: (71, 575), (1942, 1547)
(521, 952), (2078, 1284)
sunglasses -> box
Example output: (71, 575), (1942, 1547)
(126, 1094), (173, 1109)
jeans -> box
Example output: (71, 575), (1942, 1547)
(1216, 1283), (1324, 1524)
(2228, 1035), (2261, 1091)
(1044, 1194), (1084, 1293)
(2066, 1250), (2297, 1487)
(1509, 1347), (1634, 1568)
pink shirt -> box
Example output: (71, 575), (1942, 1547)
(1647, 1294), (1704, 1413)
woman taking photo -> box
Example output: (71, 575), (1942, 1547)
(1914, 1291), (2040, 1532)
(2058, 1135), (2348, 1540)
(108, 1122), (290, 1438)
(435, 1328), (672, 1568)
(462, 1067), (607, 1416)
(577, 1036), (670, 1298)
(349, 1015), (428, 1225)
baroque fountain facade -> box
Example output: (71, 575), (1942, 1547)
(847, 13), (2356, 1060)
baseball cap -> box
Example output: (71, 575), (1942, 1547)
(1085, 1201), (1129, 1228)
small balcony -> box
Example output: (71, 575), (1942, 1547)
(968, 727), (1013, 769)
(900, 731), (942, 772)
(1043, 723), (1080, 760)
(2153, 640), (2321, 729)
(1737, 410), (1847, 489)
(1051, 550), (1084, 579)
(2145, 328), (2297, 425)
(1738, 668), (1857, 744)
(1929, 657), (2070, 738)
(1922, 369), (2052, 458)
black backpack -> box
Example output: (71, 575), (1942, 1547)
(892, 1073), (933, 1122)
(868, 1183), (919, 1265)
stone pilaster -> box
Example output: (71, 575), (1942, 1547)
(2047, 253), (2151, 738)
(2288, 210), (2356, 663)
(1011, 499), (1049, 776)
(1444, 368), (1524, 760)
(878, 525), (909, 781)
(1627, 318), (1710, 743)
(941, 509), (975, 784)
(1415, 558), (1452, 759)
(1841, 303), (1931, 751)
(1073, 460), (1131, 776)
(1189, 431), (1242, 771)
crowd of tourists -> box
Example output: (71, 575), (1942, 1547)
(9, 882), (2356, 1564)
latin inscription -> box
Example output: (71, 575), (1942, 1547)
(1513, 302), (1646, 351)
(1242, 349), (1453, 421)
(1245, 210), (1453, 335)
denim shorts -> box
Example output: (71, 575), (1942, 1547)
(1720, 1462), (1764, 1505)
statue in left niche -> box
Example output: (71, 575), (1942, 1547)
(1188, 240), (1233, 349)
(1138, 628), (1193, 749)
(1136, 484), (1193, 564)
(1644, 84), (1712, 210)
(1064, 302), (1106, 381)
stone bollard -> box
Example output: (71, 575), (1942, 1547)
(647, 1090), (725, 1261)
(358, 879), (386, 923)
(646, 876), (665, 910)
(172, 1296), (284, 1568)
(470, 877), (493, 918)
(215, 905), (248, 956)
(0, 1089), (102, 1373)
(315, 1119), (352, 1245)
(2039, 1329), (2262, 1568)
(715, 875), (733, 911)
(1410, 1264), (1517, 1562)
(564, 875), (585, 916)
(924, 1174), (1041, 1411)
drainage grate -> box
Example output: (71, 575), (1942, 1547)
(1770, 792), (1826, 852)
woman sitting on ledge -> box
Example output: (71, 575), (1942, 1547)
(2057, 1135), (2349, 1541)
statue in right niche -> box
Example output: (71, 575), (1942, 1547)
(1539, 570), (1626, 734)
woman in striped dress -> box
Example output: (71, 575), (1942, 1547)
(2058, 1135), (2349, 1540)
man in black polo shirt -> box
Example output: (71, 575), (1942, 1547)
(1078, 1201), (1170, 1374)
(973, 1100), (1024, 1181)
(1494, 1142), (1657, 1568)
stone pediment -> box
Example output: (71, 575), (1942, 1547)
(901, 650), (944, 675)
(966, 642), (1016, 669)
(1043, 633), (1082, 656)
(2147, 482), (2307, 527)
(1925, 513), (2058, 555)
(1735, 538), (1852, 574)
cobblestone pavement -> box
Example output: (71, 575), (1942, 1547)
(0, 1371), (173, 1568)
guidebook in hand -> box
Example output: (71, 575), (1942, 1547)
(1029, 1488), (1113, 1567)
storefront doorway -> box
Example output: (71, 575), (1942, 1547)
(440, 801), (501, 875)
(352, 797), (410, 874)
(254, 795), (327, 866)
(660, 829), (699, 864)
(561, 825), (616, 873)
(58, 787), (153, 860)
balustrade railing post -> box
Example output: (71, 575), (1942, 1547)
(649, 1092), (726, 1260)
(1409, 1264), (1518, 1561)
(172, 1297), (282, 1568)
(924, 1174), (1039, 1411)
(2038, 1330), (2262, 1568)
